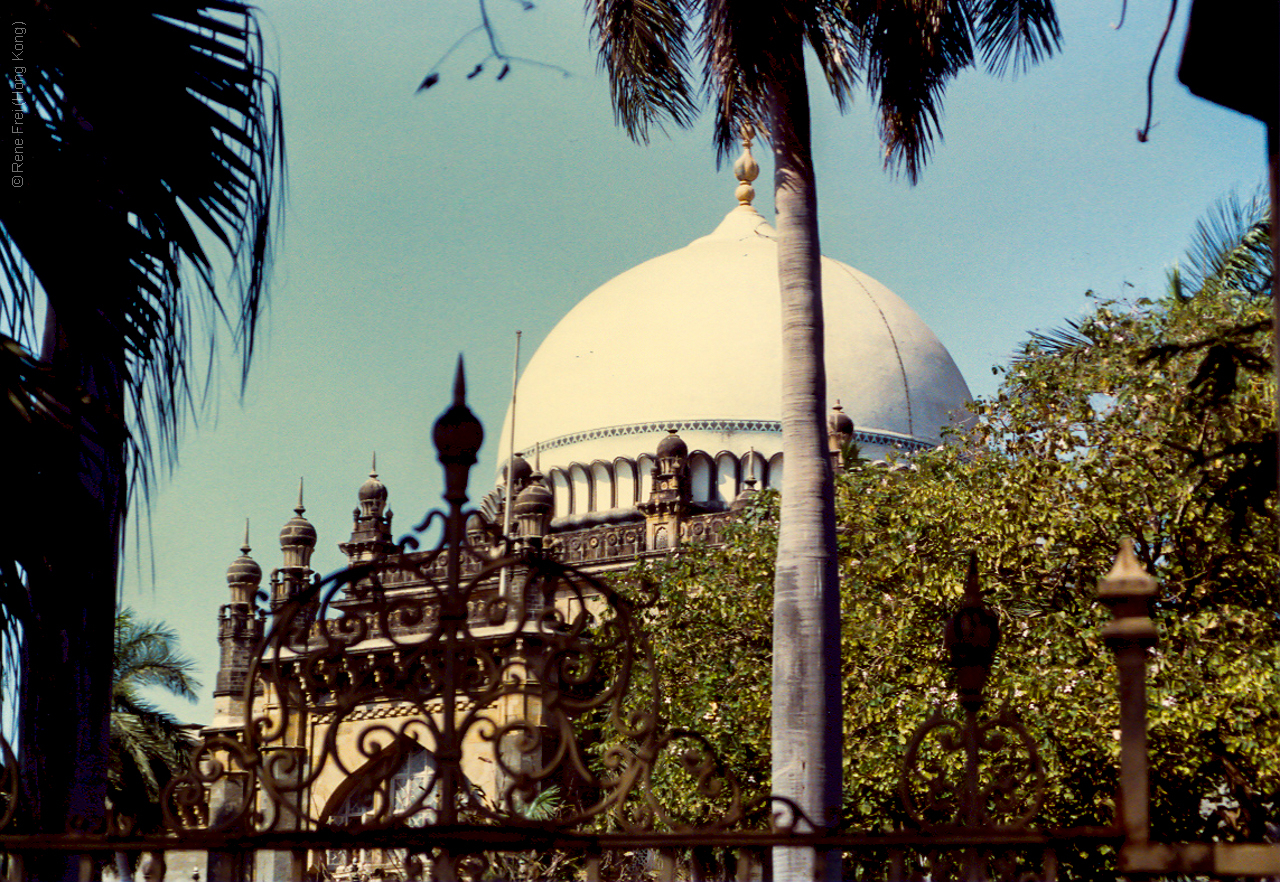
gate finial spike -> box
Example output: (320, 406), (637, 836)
(963, 550), (980, 603)
(434, 356), (484, 503)
(1099, 538), (1156, 599)
(453, 354), (466, 405)
(946, 551), (1000, 711)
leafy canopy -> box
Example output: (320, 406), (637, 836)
(631, 199), (1278, 864)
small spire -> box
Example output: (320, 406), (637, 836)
(733, 123), (760, 207)
(241, 518), (251, 555)
(371, 451), (378, 479)
(453, 354), (466, 405)
(296, 478), (306, 516)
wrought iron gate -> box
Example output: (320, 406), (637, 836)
(0, 369), (1276, 881)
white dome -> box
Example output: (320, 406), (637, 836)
(498, 203), (971, 476)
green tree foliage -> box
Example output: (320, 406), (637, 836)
(109, 609), (201, 832)
(632, 204), (1278, 870)
(106, 609), (201, 881)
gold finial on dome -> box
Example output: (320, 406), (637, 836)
(733, 122), (760, 206)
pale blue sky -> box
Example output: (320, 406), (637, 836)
(126, 0), (1270, 722)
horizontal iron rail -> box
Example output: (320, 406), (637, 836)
(0, 825), (1125, 853)
(1119, 842), (1280, 877)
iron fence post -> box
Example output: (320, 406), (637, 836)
(1097, 539), (1158, 847)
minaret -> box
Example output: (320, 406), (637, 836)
(731, 448), (762, 512)
(513, 470), (554, 554)
(263, 490), (317, 882)
(828, 401), (854, 471)
(205, 525), (265, 882)
(641, 430), (692, 550)
(273, 480), (317, 612)
(339, 454), (395, 565)
(212, 522), (264, 722)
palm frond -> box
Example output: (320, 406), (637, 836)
(114, 609), (202, 705)
(110, 708), (197, 807)
(703, 0), (862, 160)
(589, 0), (698, 143)
(1016, 317), (1093, 363)
(852, 0), (976, 183)
(1179, 190), (1272, 301)
(970, 0), (1062, 77)
(700, 0), (804, 159)
(109, 609), (200, 824)
(1, 0), (284, 518)
(589, 0), (1058, 182)
(802, 2), (860, 111)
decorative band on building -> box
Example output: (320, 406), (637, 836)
(519, 419), (932, 457)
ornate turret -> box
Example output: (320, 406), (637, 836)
(358, 453), (389, 516)
(279, 480), (317, 570)
(487, 453), (534, 541)
(273, 481), (317, 612)
(731, 449), (762, 512)
(226, 524), (262, 605)
(341, 455), (395, 565)
(514, 471), (554, 552)
(216, 522), (264, 700)
(504, 454), (533, 493)
(641, 430), (693, 550)
(649, 430), (690, 506)
(828, 401), (855, 470)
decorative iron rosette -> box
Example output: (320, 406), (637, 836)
(899, 704), (1046, 830)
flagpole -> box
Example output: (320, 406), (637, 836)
(499, 330), (522, 598)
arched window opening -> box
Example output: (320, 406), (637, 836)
(714, 452), (739, 506)
(689, 453), (713, 503)
(614, 458), (637, 507)
(743, 450), (767, 492)
(637, 455), (655, 503)
(549, 470), (571, 519)
(591, 461), (613, 511)
(766, 453), (784, 490)
(325, 745), (440, 875)
(570, 464), (591, 514)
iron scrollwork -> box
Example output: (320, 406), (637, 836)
(894, 554), (1053, 882)
(162, 363), (743, 867)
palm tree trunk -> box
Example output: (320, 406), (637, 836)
(20, 308), (123, 881)
(769, 37), (843, 882)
